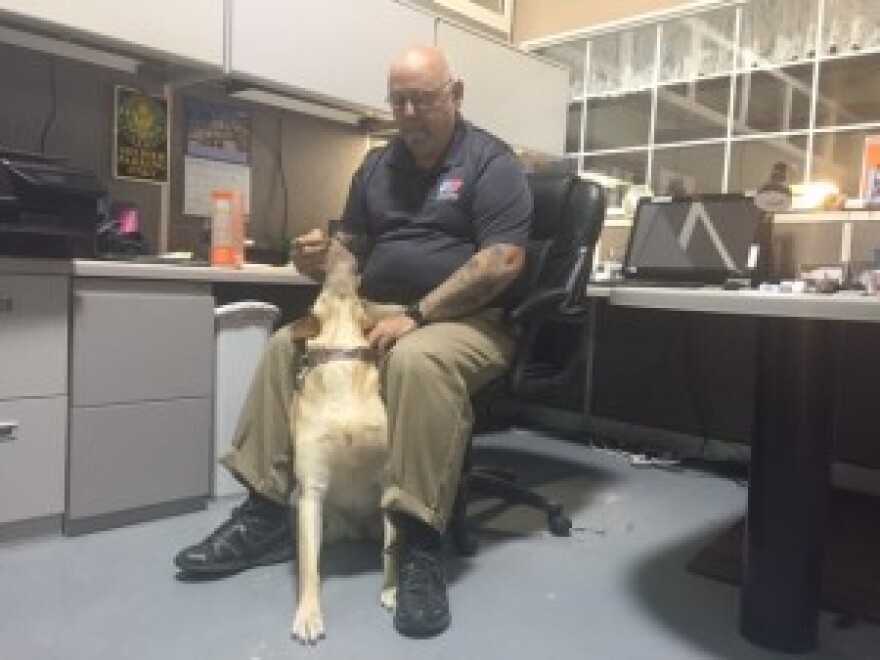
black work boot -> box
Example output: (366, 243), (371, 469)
(174, 491), (293, 576)
(393, 516), (450, 638)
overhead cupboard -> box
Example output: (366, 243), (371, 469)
(226, 0), (434, 117)
(0, 0), (225, 68)
(0, 0), (567, 156)
(226, 0), (568, 155)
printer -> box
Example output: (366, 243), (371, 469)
(0, 148), (106, 258)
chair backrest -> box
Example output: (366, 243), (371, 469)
(523, 172), (606, 310)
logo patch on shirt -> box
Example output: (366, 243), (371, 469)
(436, 177), (463, 201)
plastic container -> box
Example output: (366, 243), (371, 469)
(210, 189), (245, 268)
(213, 301), (280, 496)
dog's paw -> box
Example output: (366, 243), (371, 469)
(380, 586), (397, 611)
(291, 603), (326, 644)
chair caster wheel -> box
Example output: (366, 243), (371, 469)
(548, 511), (572, 537)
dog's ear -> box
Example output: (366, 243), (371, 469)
(288, 315), (321, 341)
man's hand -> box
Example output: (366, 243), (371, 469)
(367, 314), (419, 352)
(291, 228), (330, 277)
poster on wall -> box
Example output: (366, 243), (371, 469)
(861, 136), (880, 204)
(183, 97), (252, 217)
(184, 97), (251, 165)
(113, 86), (169, 183)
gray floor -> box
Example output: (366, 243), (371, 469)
(2, 428), (878, 660)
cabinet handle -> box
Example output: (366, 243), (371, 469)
(0, 421), (19, 442)
(0, 296), (13, 313)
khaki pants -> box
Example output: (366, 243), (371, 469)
(220, 304), (516, 532)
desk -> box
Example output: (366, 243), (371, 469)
(607, 286), (880, 653)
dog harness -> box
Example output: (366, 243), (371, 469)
(293, 341), (378, 390)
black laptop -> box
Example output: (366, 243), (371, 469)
(618, 193), (770, 287)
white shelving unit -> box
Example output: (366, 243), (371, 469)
(526, 0), (880, 209)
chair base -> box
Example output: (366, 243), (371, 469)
(449, 466), (572, 556)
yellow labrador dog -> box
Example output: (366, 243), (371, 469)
(288, 252), (396, 644)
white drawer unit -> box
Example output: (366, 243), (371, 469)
(67, 278), (215, 533)
(71, 279), (214, 406)
(0, 396), (67, 526)
(67, 397), (212, 522)
(0, 275), (69, 401)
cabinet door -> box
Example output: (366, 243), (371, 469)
(229, 0), (435, 114)
(0, 396), (66, 525)
(437, 20), (569, 156)
(71, 280), (214, 407)
(0, 0), (225, 67)
(67, 397), (212, 521)
(0, 275), (68, 400)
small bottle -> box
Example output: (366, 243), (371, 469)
(210, 190), (244, 268)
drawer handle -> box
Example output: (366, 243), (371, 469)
(0, 421), (19, 442)
(0, 296), (13, 313)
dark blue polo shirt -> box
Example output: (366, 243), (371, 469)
(339, 119), (532, 307)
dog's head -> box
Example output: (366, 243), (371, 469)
(292, 249), (367, 344)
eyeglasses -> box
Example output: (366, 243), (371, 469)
(387, 80), (454, 111)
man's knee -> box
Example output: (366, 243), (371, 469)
(267, 325), (296, 358)
(382, 336), (452, 385)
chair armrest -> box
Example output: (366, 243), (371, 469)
(507, 288), (566, 323)
(508, 288), (591, 324)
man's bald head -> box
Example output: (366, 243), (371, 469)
(390, 45), (454, 87)
(387, 45), (463, 170)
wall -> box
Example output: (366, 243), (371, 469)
(0, 43), (165, 249)
(513, 0), (700, 44)
(168, 87), (367, 252)
(0, 42), (368, 255)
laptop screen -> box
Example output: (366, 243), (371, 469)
(622, 194), (767, 285)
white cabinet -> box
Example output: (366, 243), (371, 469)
(66, 279), (214, 535)
(0, 275), (69, 530)
(0, 0), (225, 67)
(436, 20), (568, 156)
(228, 0), (435, 114)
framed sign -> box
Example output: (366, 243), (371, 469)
(113, 86), (169, 183)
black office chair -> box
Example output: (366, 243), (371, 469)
(450, 171), (607, 554)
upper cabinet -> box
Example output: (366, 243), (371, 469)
(436, 20), (568, 156)
(0, 0), (225, 67)
(228, 0), (435, 116)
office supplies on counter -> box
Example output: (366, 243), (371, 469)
(0, 147), (105, 257)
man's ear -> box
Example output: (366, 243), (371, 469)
(451, 79), (464, 106)
(288, 315), (321, 341)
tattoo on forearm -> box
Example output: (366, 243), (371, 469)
(420, 244), (524, 321)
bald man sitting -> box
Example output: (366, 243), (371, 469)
(175, 45), (533, 639)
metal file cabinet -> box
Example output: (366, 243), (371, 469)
(66, 278), (214, 535)
(0, 274), (69, 531)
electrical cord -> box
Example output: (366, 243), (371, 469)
(39, 58), (57, 153)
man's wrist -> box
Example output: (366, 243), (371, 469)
(404, 302), (427, 326)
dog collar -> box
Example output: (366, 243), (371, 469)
(293, 344), (378, 391)
(306, 347), (377, 368)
